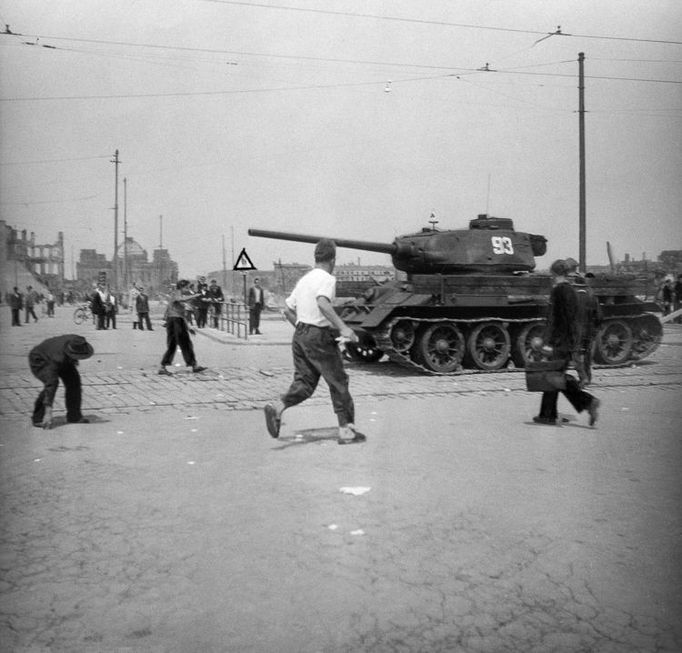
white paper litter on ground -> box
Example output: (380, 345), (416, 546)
(339, 486), (371, 496)
(350, 529), (365, 536)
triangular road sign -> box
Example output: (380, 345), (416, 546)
(233, 247), (257, 271)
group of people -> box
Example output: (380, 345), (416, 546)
(8, 285), (56, 325)
(90, 282), (119, 330)
(190, 277), (225, 329)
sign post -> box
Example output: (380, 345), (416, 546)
(233, 247), (257, 325)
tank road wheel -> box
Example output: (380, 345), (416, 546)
(412, 322), (464, 374)
(344, 341), (384, 363)
(594, 319), (633, 365)
(389, 320), (416, 353)
(630, 315), (663, 361)
(467, 322), (511, 371)
(511, 322), (547, 368)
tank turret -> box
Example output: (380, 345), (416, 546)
(248, 215), (660, 375)
(249, 215), (547, 274)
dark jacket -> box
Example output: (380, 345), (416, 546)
(10, 291), (23, 310)
(135, 293), (150, 313)
(28, 335), (88, 407)
(208, 284), (224, 303)
(248, 286), (264, 308)
(575, 286), (602, 345)
(545, 281), (579, 359)
(91, 290), (107, 315)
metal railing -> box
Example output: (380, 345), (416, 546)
(218, 301), (249, 339)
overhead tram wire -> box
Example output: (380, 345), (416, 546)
(2, 66), (680, 103)
(200, 1), (682, 46)
(0, 154), (111, 166)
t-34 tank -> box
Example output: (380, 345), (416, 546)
(249, 215), (662, 374)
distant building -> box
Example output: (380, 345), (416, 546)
(0, 221), (64, 298)
(658, 250), (682, 273)
(76, 237), (178, 297)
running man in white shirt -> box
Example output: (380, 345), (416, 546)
(264, 239), (365, 445)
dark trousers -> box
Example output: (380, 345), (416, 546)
(31, 363), (83, 424)
(575, 340), (594, 386)
(106, 310), (116, 329)
(11, 308), (21, 326)
(539, 372), (595, 420)
(161, 317), (197, 367)
(249, 304), (262, 334)
(196, 307), (208, 328)
(96, 312), (106, 330)
(282, 323), (354, 426)
(212, 305), (221, 329)
(137, 312), (153, 330)
(25, 306), (38, 322)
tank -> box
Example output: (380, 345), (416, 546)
(248, 215), (662, 374)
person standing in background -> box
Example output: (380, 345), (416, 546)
(248, 277), (264, 335)
(195, 277), (210, 329)
(208, 279), (224, 328)
(25, 285), (39, 323)
(10, 287), (23, 326)
(105, 287), (117, 330)
(91, 283), (108, 330)
(135, 286), (153, 331)
(46, 291), (55, 317)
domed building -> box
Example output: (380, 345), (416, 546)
(117, 236), (179, 295)
(77, 236), (178, 298)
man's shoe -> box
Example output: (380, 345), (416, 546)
(264, 403), (280, 438)
(158, 367), (172, 376)
(192, 365), (207, 373)
(67, 417), (90, 424)
(532, 416), (558, 426)
(588, 398), (600, 426)
(338, 426), (367, 445)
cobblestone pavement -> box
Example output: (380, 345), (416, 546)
(2, 354), (682, 417)
(1, 308), (681, 417)
(1, 308), (681, 652)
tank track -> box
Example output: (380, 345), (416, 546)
(372, 315), (542, 376)
(361, 313), (662, 376)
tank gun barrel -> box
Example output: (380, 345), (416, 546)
(248, 229), (396, 255)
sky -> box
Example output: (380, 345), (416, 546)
(0, 0), (680, 280)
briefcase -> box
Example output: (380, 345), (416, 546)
(525, 359), (567, 392)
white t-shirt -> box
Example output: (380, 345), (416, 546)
(285, 267), (336, 327)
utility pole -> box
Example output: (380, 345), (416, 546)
(578, 52), (586, 273)
(222, 234), (227, 291)
(230, 226), (235, 294)
(111, 149), (120, 292)
(123, 177), (128, 289)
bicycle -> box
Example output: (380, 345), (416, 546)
(73, 303), (91, 325)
